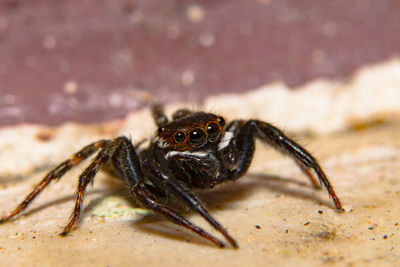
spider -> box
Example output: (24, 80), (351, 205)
(0, 104), (342, 248)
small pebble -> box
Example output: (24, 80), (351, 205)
(8, 232), (22, 239)
(343, 205), (354, 212)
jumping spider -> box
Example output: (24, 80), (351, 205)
(0, 104), (342, 248)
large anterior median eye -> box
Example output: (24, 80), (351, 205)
(189, 128), (206, 147)
(207, 123), (220, 142)
(174, 131), (186, 143)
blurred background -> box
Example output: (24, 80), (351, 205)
(0, 0), (399, 126)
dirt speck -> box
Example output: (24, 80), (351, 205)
(315, 230), (336, 240)
(35, 130), (55, 142)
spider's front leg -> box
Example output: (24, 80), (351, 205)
(133, 185), (226, 248)
(111, 137), (226, 248)
(60, 140), (119, 235)
(222, 120), (342, 210)
(141, 159), (238, 248)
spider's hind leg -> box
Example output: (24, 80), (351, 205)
(171, 108), (193, 120)
(151, 102), (195, 127)
(0, 140), (109, 223)
(151, 103), (169, 127)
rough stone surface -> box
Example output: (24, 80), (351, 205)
(1, 65), (400, 265)
(0, 118), (399, 266)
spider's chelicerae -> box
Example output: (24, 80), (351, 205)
(0, 104), (342, 248)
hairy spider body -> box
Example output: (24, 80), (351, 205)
(0, 104), (342, 248)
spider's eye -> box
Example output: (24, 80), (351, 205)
(218, 117), (225, 127)
(207, 123), (220, 142)
(189, 128), (206, 147)
(158, 127), (164, 134)
(174, 131), (186, 143)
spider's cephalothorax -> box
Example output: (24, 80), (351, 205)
(0, 104), (343, 248)
(154, 112), (226, 152)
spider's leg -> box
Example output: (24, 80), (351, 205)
(295, 160), (321, 188)
(152, 103), (195, 126)
(60, 140), (118, 235)
(133, 185), (225, 248)
(142, 159), (239, 248)
(151, 103), (169, 127)
(171, 108), (193, 120)
(0, 140), (109, 223)
(109, 137), (225, 247)
(224, 120), (342, 210)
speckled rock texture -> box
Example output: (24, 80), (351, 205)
(1, 60), (400, 266)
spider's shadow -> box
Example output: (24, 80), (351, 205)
(200, 173), (331, 209)
(10, 173), (332, 247)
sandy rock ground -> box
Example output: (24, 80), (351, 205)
(1, 60), (400, 266)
